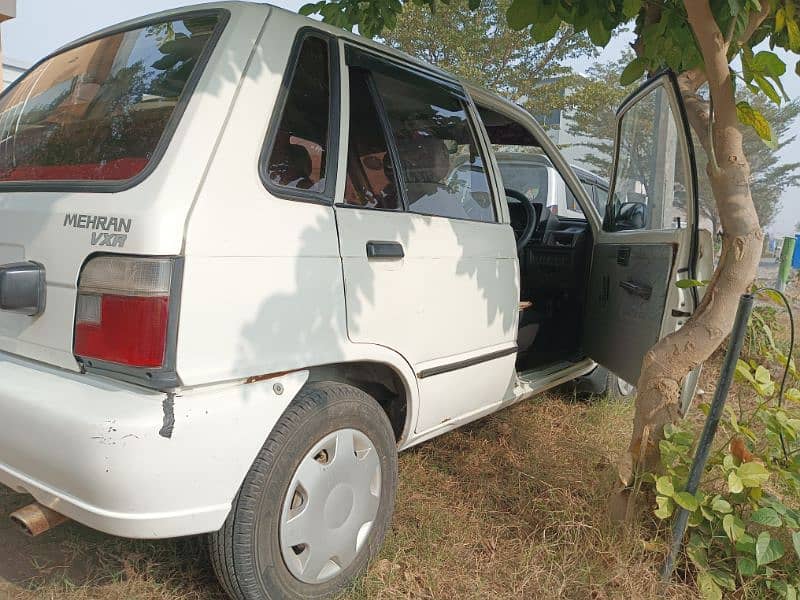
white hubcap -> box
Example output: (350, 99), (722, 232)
(279, 428), (381, 584)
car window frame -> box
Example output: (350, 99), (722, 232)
(338, 44), (499, 225)
(0, 8), (230, 194)
(474, 102), (598, 225)
(602, 70), (699, 234)
(259, 27), (341, 206)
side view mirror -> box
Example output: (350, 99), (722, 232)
(614, 201), (648, 230)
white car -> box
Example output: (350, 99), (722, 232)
(451, 154), (610, 221)
(487, 153), (610, 220)
(0, 4), (711, 599)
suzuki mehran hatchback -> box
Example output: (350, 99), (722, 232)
(0, 3), (712, 598)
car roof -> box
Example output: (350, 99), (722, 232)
(52, 2), (610, 190)
(55, 2), (533, 125)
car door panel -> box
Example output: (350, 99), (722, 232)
(336, 208), (518, 367)
(584, 243), (673, 384)
(584, 72), (699, 385)
(335, 46), (519, 435)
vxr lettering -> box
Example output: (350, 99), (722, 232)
(91, 233), (128, 247)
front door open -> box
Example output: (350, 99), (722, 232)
(584, 72), (699, 385)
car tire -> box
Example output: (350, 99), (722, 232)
(607, 372), (636, 401)
(208, 381), (398, 600)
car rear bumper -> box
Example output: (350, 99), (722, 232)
(0, 351), (307, 538)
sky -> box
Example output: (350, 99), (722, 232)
(4, 0), (800, 237)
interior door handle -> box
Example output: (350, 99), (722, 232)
(619, 280), (652, 300)
(366, 241), (404, 259)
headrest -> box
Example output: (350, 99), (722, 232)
(396, 136), (450, 184)
(287, 143), (312, 178)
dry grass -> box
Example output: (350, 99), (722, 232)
(0, 392), (696, 600)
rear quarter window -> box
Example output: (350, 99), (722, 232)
(0, 11), (225, 186)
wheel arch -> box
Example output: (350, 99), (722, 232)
(306, 359), (416, 445)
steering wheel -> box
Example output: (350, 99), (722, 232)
(505, 188), (536, 251)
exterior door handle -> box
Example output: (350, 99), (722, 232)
(366, 241), (404, 259)
(619, 280), (652, 300)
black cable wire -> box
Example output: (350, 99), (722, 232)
(753, 286), (793, 463)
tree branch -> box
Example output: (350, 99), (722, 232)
(738, 2), (770, 45)
(677, 68), (714, 159)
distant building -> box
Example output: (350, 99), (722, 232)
(533, 78), (605, 177)
(3, 56), (28, 89)
(540, 106), (599, 174)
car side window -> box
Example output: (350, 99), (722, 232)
(371, 72), (495, 223)
(610, 84), (690, 231)
(565, 184), (586, 216)
(343, 69), (400, 210)
(595, 185), (609, 214)
(476, 105), (585, 221)
(265, 36), (331, 196)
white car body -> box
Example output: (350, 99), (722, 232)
(0, 0), (711, 573)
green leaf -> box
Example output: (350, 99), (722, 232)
(687, 541), (709, 569)
(736, 532), (756, 554)
(756, 531), (785, 566)
(736, 556), (757, 577)
(785, 388), (800, 403)
(587, 19), (611, 46)
(298, 1), (324, 15)
(676, 279), (706, 288)
(736, 101), (776, 148)
(793, 531), (800, 561)
(752, 51), (787, 77)
(738, 462), (770, 487)
(709, 568), (736, 592)
(620, 57), (645, 86)
(736, 360), (756, 384)
(751, 507), (782, 527)
(755, 74), (781, 105)
(656, 476), (675, 497)
(506, 0), (538, 30)
(674, 491), (699, 511)
(654, 495), (674, 519)
(728, 471), (744, 494)
(698, 572), (723, 600)
(622, 0), (640, 18)
(787, 19), (800, 53)
(723, 514), (745, 542)
(777, 8), (787, 33)
(711, 496), (732, 514)
(531, 15), (561, 42)
(754, 365), (771, 384)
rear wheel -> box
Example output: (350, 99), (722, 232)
(209, 382), (398, 600)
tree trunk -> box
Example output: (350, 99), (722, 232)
(616, 0), (765, 488)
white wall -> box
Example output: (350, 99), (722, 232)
(2, 56), (26, 88)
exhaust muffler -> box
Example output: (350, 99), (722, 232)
(10, 502), (69, 536)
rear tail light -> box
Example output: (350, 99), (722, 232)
(74, 256), (177, 369)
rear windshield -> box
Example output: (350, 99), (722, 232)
(0, 13), (223, 184)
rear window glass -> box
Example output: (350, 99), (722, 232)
(0, 13), (222, 184)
